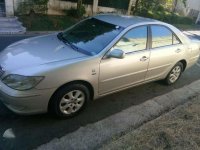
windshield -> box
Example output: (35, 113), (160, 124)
(61, 18), (124, 55)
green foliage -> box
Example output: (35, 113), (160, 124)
(134, 0), (193, 25)
(17, 0), (49, 15)
(182, 0), (187, 7)
(178, 0), (187, 7)
(63, 0), (86, 18)
(64, 7), (85, 18)
(142, 10), (194, 24)
(18, 15), (76, 31)
(33, 0), (49, 5)
(135, 0), (165, 14)
(77, 5), (86, 18)
(98, 0), (129, 9)
(77, 0), (86, 18)
(61, 0), (93, 5)
(61, 0), (129, 9)
(63, 8), (77, 17)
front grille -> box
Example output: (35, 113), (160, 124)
(0, 66), (5, 77)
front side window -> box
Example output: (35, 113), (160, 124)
(151, 25), (181, 48)
(113, 26), (148, 54)
(60, 18), (124, 55)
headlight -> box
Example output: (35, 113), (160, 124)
(2, 74), (44, 91)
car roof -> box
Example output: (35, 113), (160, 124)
(94, 14), (160, 28)
(93, 14), (189, 45)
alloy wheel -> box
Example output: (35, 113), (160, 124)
(59, 90), (85, 115)
(169, 66), (181, 83)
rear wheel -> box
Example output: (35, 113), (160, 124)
(49, 84), (90, 118)
(164, 62), (183, 85)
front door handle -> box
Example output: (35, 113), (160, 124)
(175, 48), (182, 53)
(140, 56), (149, 61)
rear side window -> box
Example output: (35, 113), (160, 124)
(151, 25), (180, 48)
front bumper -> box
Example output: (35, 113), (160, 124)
(0, 81), (56, 115)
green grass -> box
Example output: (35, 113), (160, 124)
(18, 14), (200, 31)
(18, 15), (77, 31)
(173, 24), (200, 31)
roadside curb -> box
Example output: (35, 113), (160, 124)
(0, 31), (59, 36)
(36, 79), (200, 150)
(101, 93), (200, 150)
(24, 31), (59, 35)
(1, 30), (199, 37)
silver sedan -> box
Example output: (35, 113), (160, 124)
(0, 14), (199, 118)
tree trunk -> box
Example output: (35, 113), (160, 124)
(93, 0), (99, 15)
(196, 11), (200, 24)
(132, 0), (140, 15)
(127, 0), (133, 15)
(77, 0), (82, 10)
(173, 0), (178, 13)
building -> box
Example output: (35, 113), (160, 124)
(186, 0), (200, 17)
(175, 0), (200, 23)
(186, 0), (200, 23)
(0, 0), (14, 16)
(1, 0), (200, 23)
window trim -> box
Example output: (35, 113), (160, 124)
(111, 25), (150, 55)
(172, 34), (181, 45)
(150, 24), (182, 49)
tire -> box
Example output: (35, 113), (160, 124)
(164, 62), (183, 85)
(49, 84), (90, 118)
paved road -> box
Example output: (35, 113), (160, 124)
(0, 35), (199, 150)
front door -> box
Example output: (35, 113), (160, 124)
(0, 0), (5, 17)
(99, 26), (150, 95)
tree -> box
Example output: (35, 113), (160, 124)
(77, 0), (82, 11)
(76, 0), (85, 18)
(173, 0), (187, 12)
(132, 0), (140, 14)
(132, 0), (161, 16)
(131, 0), (187, 15)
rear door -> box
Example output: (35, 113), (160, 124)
(145, 25), (185, 81)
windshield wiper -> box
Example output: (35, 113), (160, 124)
(57, 32), (78, 50)
(57, 32), (92, 56)
(57, 32), (62, 40)
(57, 32), (67, 43)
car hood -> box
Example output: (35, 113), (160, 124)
(0, 34), (88, 71)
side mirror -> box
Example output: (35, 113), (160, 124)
(107, 49), (125, 59)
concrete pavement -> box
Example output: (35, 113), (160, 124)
(0, 17), (26, 34)
(37, 79), (200, 150)
(102, 94), (200, 150)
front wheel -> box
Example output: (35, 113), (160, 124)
(164, 62), (183, 85)
(49, 84), (90, 118)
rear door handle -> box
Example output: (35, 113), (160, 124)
(140, 56), (149, 61)
(175, 48), (182, 53)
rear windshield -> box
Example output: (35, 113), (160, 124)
(62, 18), (124, 55)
